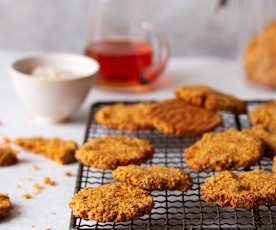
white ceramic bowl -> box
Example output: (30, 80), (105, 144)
(10, 53), (99, 123)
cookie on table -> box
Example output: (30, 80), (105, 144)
(244, 21), (276, 88)
(0, 147), (18, 166)
(250, 101), (276, 130)
(0, 194), (12, 217)
(146, 99), (222, 137)
(175, 84), (247, 114)
(75, 136), (154, 170)
(112, 165), (193, 192)
(69, 182), (154, 222)
(243, 125), (276, 157)
(95, 103), (155, 131)
(14, 137), (44, 154)
(15, 137), (78, 164)
(185, 129), (264, 171)
(201, 169), (276, 209)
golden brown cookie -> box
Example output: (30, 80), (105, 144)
(243, 125), (276, 157)
(15, 137), (78, 164)
(175, 84), (247, 114)
(146, 99), (222, 137)
(75, 136), (154, 169)
(185, 129), (264, 171)
(14, 137), (44, 154)
(112, 165), (193, 192)
(201, 169), (276, 209)
(0, 147), (18, 166)
(95, 103), (155, 131)
(244, 21), (276, 88)
(69, 182), (154, 222)
(250, 101), (276, 130)
(0, 194), (12, 217)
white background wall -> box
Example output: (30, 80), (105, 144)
(0, 0), (274, 59)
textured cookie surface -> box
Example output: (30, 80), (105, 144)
(0, 147), (18, 166)
(250, 101), (276, 130)
(201, 169), (276, 209)
(243, 125), (276, 157)
(15, 137), (78, 164)
(95, 103), (154, 131)
(0, 194), (12, 217)
(69, 182), (154, 222)
(112, 165), (193, 192)
(146, 99), (222, 137)
(175, 84), (246, 114)
(185, 129), (264, 171)
(75, 136), (154, 169)
(244, 21), (276, 88)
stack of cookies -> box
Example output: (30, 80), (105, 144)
(70, 84), (276, 223)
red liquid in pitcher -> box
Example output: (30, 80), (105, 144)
(85, 39), (153, 86)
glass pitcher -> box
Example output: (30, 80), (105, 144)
(85, 0), (170, 92)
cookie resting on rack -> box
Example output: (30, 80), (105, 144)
(201, 169), (276, 209)
(112, 165), (193, 192)
(0, 194), (12, 217)
(145, 99), (222, 137)
(15, 137), (78, 165)
(69, 182), (154, 222)
(0, 147), (18, 166)
(175, 84), (247, 114)
(250, 101), (276, 130)
(95, 102), (155, 131)
(185, 129), (264, 171)
(75, 136), (154, 169)
(243, 125), (276, 157)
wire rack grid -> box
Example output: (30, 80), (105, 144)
(70, 100), (276, 230)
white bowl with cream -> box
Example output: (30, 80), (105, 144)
(10, 53), (99, 123)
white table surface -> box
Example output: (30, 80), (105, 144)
(0, 50), (276, 230)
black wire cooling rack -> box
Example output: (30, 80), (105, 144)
(70, 100), (276, 230)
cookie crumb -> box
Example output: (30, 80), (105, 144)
(0, 146), (18, 166)
(16, 185), (21, 189)
(50, 212), (56, 215)
(0, 194), (12, 217)
(22, 194), (31, 199)
(32, 165), (40, 171)
(64, 171), (72, 177)
(32, 183), (42, 195)
(43, 177), (56, 186)
(2, 136), (12, 144)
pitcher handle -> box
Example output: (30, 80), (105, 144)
(139, 22), (170, 85)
